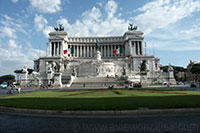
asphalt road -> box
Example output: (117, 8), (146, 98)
(0, 112), (200, 133)
(0, 88), (40, 97)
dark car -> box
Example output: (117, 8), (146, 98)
(134, 83), (142, 88)
(191, 83), (197, 88)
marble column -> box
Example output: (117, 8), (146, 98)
(135, 42), (137, 55)
(139, 42), (141, 55)
(90, 46), (92, 58)
(51, 42), (53, 56)
(107, 45), (110, 57)
(56, 42), (58, 56)
(49, 42), (51, 56)
(104, 46), (107, 57)
(74, 45), (76, 57)
(138, 42), (140, 55)
(83, 46), (86, 57)
(61, 41), (64, 57)
(54, 42), (56, 56)
(87, 45), (89, 57)
(80, 45), (82, 57)
(137, 42), (140, 55)
(111, 45), (113, 57)
(140, 41), (143, 55)
(77, 45), (79, 57)
(85, 46), (87, 57)
(59, 42), (61, 56)
(93, 46), (95, 57)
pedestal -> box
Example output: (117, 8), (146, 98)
(168, 71), (176, 85)
(53, 72), (62, 87)
(21, 72), (28, 86)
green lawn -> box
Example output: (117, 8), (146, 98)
(1, 89), (200, 110)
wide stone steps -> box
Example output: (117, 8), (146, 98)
(70, 77), (126, 88)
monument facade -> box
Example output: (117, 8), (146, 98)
(21, 24), (176, 87)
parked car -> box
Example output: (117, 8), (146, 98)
(133, 83), (142, 88)
(191, 83), (197, 88)
(1, 82), (8, 89)
(177, 82), (184, 85)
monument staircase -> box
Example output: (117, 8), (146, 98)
(61, 71), (72, 84)
(70, 76), (127, 88)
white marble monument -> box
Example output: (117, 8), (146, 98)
(22, 24), (176, 87)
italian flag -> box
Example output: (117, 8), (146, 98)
(63, 47), (74, 55)
(113, 46), (123, 55)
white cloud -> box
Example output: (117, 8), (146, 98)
(82, 7), (102, 22)
(0, 26), (16, 39)
(34, 14), (54, 37)
(56, 0), (128, 37)
(43, 26), (54, 38)
(30, 0), (62, 13)
(134, 0), (200, 34)
(0, 14), (28, 38)
(180, 25), (200, 38)
(11, 0), (18, 3)
(0, 40), (45, 75)
(105, 0), (117, 19)
(34, 14), (48, 31)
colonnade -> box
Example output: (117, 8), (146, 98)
(50, 42), (62, 56)
(66, 44), (125, 58)
(49, 41), (143, 57)
(131, 41), (143, 56)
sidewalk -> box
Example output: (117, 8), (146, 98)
(1, 106), (200, 116)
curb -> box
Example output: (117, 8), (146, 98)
(1, 106), (200, 116)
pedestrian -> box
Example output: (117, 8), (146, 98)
(17, 87), (21, 93)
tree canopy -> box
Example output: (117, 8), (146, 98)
(191, 63), (200, 74)
(14, 68), (34, 74)
(0, 74), (15, 84)
(160, 65), (187, 82)
(14, 69), (23, 74)
(160, 66), (168, 72)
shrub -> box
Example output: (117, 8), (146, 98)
(113, 89), (123, 95)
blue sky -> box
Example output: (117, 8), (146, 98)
(0, 0), (200, 76)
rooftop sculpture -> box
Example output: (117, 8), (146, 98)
(54, 24), (64, 31)
(128, 23), (137, 31)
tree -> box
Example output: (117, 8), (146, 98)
(160, 65), (187, 82)
(160, 66), (168, 72)
(191, 63), (200, 82)
(173, 66), (187, 82)
(0, 75), (15, 84)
